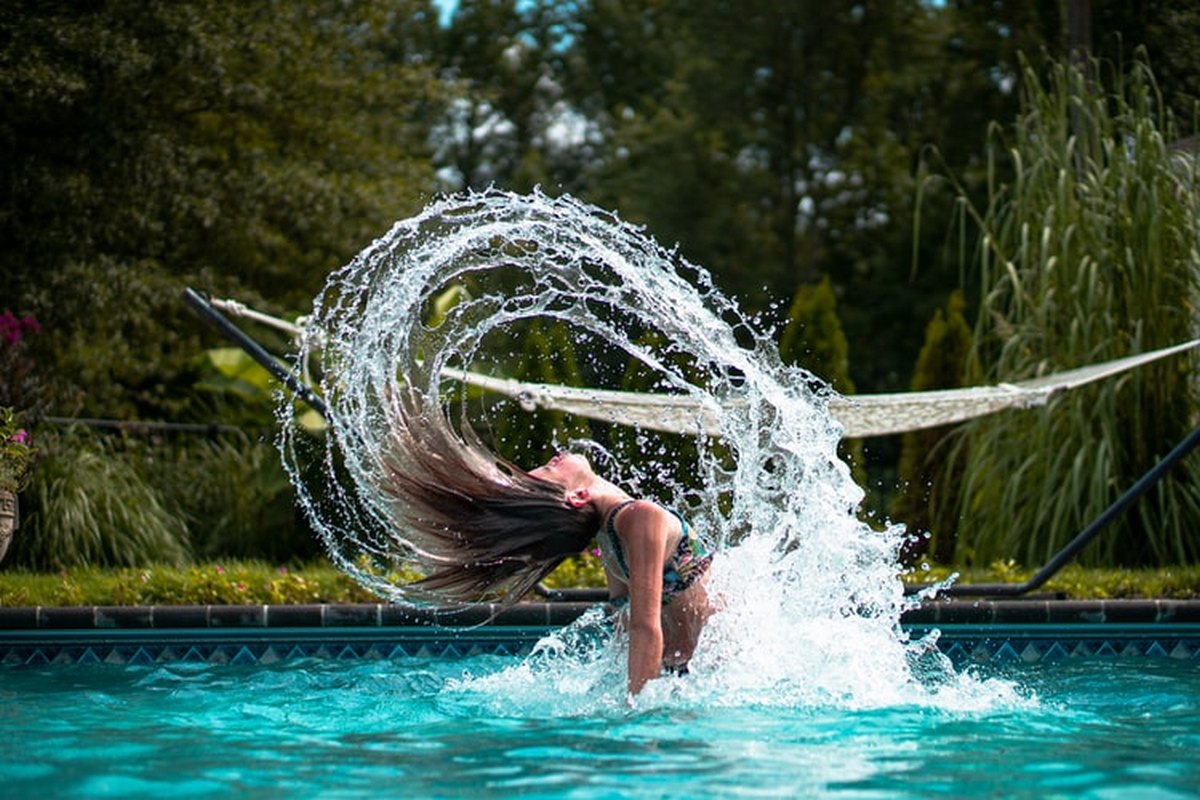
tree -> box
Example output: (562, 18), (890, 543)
(0, 1), (440, 419)
(778, 277), (865, 485)
(890, 291), (973, 564)
(490, 321), (593, 466)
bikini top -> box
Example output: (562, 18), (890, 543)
(598, 500), (714, 607)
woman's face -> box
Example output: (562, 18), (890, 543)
(528, 452), (595, 491)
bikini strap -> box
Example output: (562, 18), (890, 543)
(602, 500), (638, 578)
(605, 499), (638, 536)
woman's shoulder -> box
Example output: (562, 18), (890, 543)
(613, 499), (677, 531)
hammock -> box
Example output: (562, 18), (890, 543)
(208, 298), (1199, 439)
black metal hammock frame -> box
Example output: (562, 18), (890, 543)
(183, 287), (1200, 600)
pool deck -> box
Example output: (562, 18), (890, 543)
(2, 598), (1199, 667)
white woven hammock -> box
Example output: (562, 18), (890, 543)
(210, 298), (1199, 439)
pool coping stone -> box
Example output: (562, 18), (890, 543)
(1, 598), (1199, 630)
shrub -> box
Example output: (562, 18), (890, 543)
(11, 428), (190, 569)
(138, 434), (319, 563)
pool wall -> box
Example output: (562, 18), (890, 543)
(2, 600), (1198, 667)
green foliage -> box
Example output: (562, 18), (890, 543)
(903, 562), (1200, 601)
(5, 1), (1200, 573)
(541, 553), (608, 591)
(935, 54), (1200, 567)
(609, 330), (734, 501)
(4, 424), (320, 569)
(778, 277), (866, 484)
(491, 321), (593, 466)
(0, 562), (390, 607)
(194, 346), (324, 433)
(779, 277), (856, 394)
(1, 1), (439, 420)
(3, 559), (1198, 605)
(11, 429), (191, 570)
(136, 436), (318, 563)
(0, 408), (36, 493)
(0, 310), (45, 413)
(891, 291), (974, 563)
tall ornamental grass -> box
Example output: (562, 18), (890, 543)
(7, 427), (316, 571)
(940, 55), (1200, 567)
(14, 429), (191, 570)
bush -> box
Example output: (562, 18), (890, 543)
(138, 434), (319, 562)
(11, 428), (190, 570)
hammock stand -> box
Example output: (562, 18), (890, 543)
(183, 288), (1200, 598)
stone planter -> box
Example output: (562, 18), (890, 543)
(0, 490), (17, 565)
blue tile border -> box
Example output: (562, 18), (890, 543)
(0, 626), (544, 667)
(1, 600), (1198, 667)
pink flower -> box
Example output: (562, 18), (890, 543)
(215, 564), (226, 574)
(0, 313), (19, 345)
(0, 311), (40, 344)
(11, 430), (30, 446)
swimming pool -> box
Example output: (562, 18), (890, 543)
(2, 654), (1196, 798)
(3, 600), (1198, 798)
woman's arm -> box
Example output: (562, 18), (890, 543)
(617, 501), (670, 695)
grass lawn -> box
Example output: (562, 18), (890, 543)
(1, 558), (1198, 606)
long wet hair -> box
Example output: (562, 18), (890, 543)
(377, 387), (601, 606)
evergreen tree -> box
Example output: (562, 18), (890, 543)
(0, 1), (440, 419)
(891, 291), (973, 564)
(779, 277), (856, 395)
(491, 321), (592, 466)
(778, 277), (865, 485)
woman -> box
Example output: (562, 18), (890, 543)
(379, 400), (715, 694)
(529, 452), (716, 694)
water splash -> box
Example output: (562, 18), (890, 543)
(279, 188), (1023, 711)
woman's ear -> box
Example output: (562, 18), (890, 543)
(566, 487), (591, 508)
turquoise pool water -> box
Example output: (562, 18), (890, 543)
(3, 656), (1197, 798)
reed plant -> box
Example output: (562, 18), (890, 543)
(933, 54), (1200, 567)
(12, 428), (191, 569)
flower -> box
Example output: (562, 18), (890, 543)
(0, 311), (39, 346)
(0, 407), (36, 493)
(0, 311), (44, 413)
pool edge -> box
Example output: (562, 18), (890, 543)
(3, 600), (1198, 667)
(2, 598), (1200, 630)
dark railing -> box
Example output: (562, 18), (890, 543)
(40, 416), (245, 437)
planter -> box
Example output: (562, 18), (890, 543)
(0, 490), (17, 564)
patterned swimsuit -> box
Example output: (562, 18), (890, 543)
(599, 500), (714, 607)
